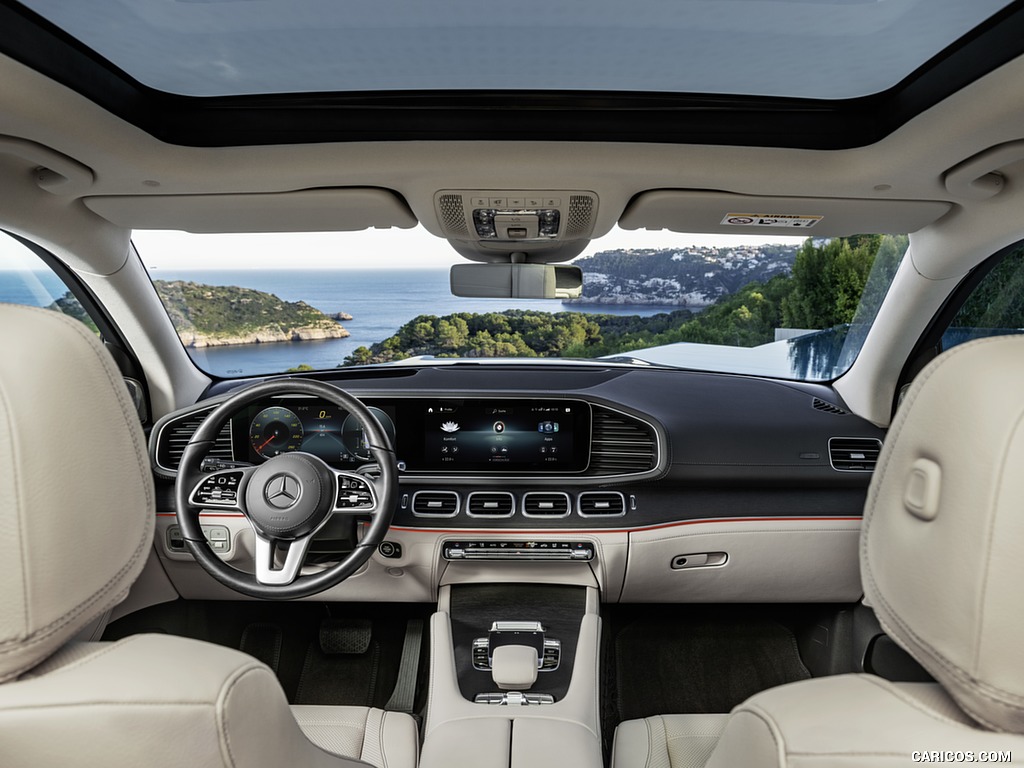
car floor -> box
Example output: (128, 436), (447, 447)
(104, 601), (835, 743)
(103, 600), (433, 710)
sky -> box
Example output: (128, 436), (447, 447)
(129, 226), (807, 271)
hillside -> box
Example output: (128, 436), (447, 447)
(152, 280), (350, 347)
(568, 244), (798, 307)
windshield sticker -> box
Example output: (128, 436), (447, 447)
(722, 213), (822, 228)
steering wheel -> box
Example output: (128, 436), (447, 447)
(174, 379), (398, 599)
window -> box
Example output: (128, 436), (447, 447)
(0, 231), (98, 333)
(135, 228), (904, 382)
(942, 242), (1024, 352)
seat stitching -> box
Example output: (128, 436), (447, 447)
(218, 663), (272, 768)
(857, 676), (977, 728)
(0, 372), (30, 650)
(738, 704), (787, 767)
(379, 710), (390, 768)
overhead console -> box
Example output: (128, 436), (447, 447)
(433, 189), (599, 263)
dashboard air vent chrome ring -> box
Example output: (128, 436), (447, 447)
(522, 492), (572, 517)
(411, 490), (460, 517)
(467, 491), (516, 518)
(828, 437), (883, 472)
(577, 491), (626, 517)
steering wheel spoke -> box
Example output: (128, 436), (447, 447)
(331, 471), (379, 515)
(187, 466), (257, 512)
(253, 532), (314, 585)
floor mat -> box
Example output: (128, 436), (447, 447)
(102, 600), (425, 709)
(240, 622), (283, 673)
(614, 617), (810, 719)
(294, 639), (383, 705)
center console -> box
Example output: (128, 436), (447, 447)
(420, 574), (604, 768)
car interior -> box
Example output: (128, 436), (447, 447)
(2, 1), (1024, 766)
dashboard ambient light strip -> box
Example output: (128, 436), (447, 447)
(387, 515), (862, 536)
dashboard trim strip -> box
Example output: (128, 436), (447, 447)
(387, 515), (863, 536)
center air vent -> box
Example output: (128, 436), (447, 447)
(588, 407), (658, 475)
(828, 437), (883, 472)
(411, 490), (460, 517)
(467, 492), (515, 518)
(156, 408), (233, 472)
(577, 491), (626, 517)
(522, 492), (571, 517)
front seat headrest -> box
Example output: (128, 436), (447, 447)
(863, 335), (1024, 732)
(0, 305), (153, 681)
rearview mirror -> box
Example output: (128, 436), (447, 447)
(450, 264), (583, 299)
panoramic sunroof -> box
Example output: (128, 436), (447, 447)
(15, 0), (1015, 100)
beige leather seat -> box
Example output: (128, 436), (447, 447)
(0, 305), (418, 768)
(612, 335), (1024, 767)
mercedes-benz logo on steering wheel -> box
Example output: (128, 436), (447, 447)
(265, 473), (301, 509)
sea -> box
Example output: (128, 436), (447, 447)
(0, 268), (675, 377)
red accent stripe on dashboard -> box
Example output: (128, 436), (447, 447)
(387, 515), (862, 536)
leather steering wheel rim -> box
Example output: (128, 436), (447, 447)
(174, 379), (398, 600)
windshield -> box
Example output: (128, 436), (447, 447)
(133, 228), (905, 381)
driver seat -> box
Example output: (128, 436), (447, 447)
(0, 305), (418, 768)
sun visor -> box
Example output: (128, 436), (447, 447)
(84, 188), (417, 232)
(619, 191), (952, 237)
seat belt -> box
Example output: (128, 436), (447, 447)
(385, 618), (424, 713)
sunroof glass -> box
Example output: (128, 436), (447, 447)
(18, 0), (1015, 100)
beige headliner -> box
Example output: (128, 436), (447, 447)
(3, 48), (1024, 423)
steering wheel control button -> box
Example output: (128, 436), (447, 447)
(190, 471), (242, 507)
(244, 453), (336, 539)
(335, 475), (374, 511)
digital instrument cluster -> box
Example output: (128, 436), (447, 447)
(231, 397), (591, 473)
(233, 402), (397, 468)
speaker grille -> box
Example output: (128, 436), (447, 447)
(438, 194), (469, 236)
(565, 195), (595, 238)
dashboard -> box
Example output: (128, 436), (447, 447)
(148, 363), (886, 604)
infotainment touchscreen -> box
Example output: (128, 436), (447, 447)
(415, 399), (591, 473)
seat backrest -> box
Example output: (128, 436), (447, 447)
(0, 304), (154, 681)
(862, 335), (1024, 732)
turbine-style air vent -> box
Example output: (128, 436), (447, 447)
(411, 490), (460, 517)
(522, 492), (571, 517)
(438, 194), (469, 237)
(813, 398), (848, 415)
(577, 491), (626, 517)
(156, 409), (233, 472)
(828, 437), (883, 472)
(588, 407), (658, 475)
(467, 492), (515, 517)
